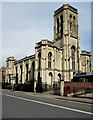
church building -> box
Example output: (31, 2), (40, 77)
(5, 4), (92, 92)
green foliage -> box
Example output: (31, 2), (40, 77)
(85, 88), (93, 93)
(15, 84), (24, 91)
(2, 82), (12, 89)
(36, 82), (43, 93)
(15, 82), (34, 92)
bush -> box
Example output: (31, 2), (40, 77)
(15, 82), (34, 92)
(85, 88), (93, 93)
(23, 83), (34, 92)
(15, 84), (24, 91)
(36, 83), (43, 93)
(2, 82), (11, 89)
(6, 84), (12, 90)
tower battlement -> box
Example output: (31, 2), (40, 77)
(54, 4), (78, 16)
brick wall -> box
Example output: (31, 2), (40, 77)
(64, 82), (93, 96)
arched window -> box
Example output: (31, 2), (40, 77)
(32, 61), (35, 80)
(69, 14), (72, 19)
(70, 22), (72, 31)
(20, 65), (22, 83)
(60, 15), (63, 35)
(16, 67), (18, 84)
(73, 16), (76, 31)
(38, 52), (41, 70)
(48, 52), (52, 68)
(57, 17), (59, 33)
(73, 16), (76, 21)
(26, 63), (28, 81)
(69, 14), (72, 31)
(71, 46), (75, 72)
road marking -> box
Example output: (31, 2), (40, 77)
(5, 93), (93, 115)
(27, 93), (92, 106)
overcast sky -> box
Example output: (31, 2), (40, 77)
(1, 2), (91, 67)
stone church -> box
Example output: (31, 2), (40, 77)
(5, 4), (92, 92)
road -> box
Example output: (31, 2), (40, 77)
(2, 90), (93, 119)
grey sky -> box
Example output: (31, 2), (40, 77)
(1, 2), (91, 67)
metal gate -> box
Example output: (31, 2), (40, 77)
(53, 81), (60, 95)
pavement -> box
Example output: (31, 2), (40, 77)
(77, 93), (93, 98)
(2, 89), (93, 104)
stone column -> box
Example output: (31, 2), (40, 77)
(28, 59), (31, 81)
(69, 45), (71, 80)
(34, 47), (38, 93)
(24, 63), (26, 82)
(22, 61), (25, 84)
(34, 80), (37, 93)
(13, 66), (16, 84)
(45, 45), (48, 84)
(60, 80), (64, 96)
(53, 48), (56, 82)
(17, 64), (20, 84)
(41, 46), (43, 83)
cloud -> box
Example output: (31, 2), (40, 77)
(2, 26), (53, 65)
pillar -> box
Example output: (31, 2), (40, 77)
(60, 80), (64, 96)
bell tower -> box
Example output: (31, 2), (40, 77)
(54, 4), (80, 81)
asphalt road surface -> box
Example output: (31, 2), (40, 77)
(2, 90), (93, 119)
